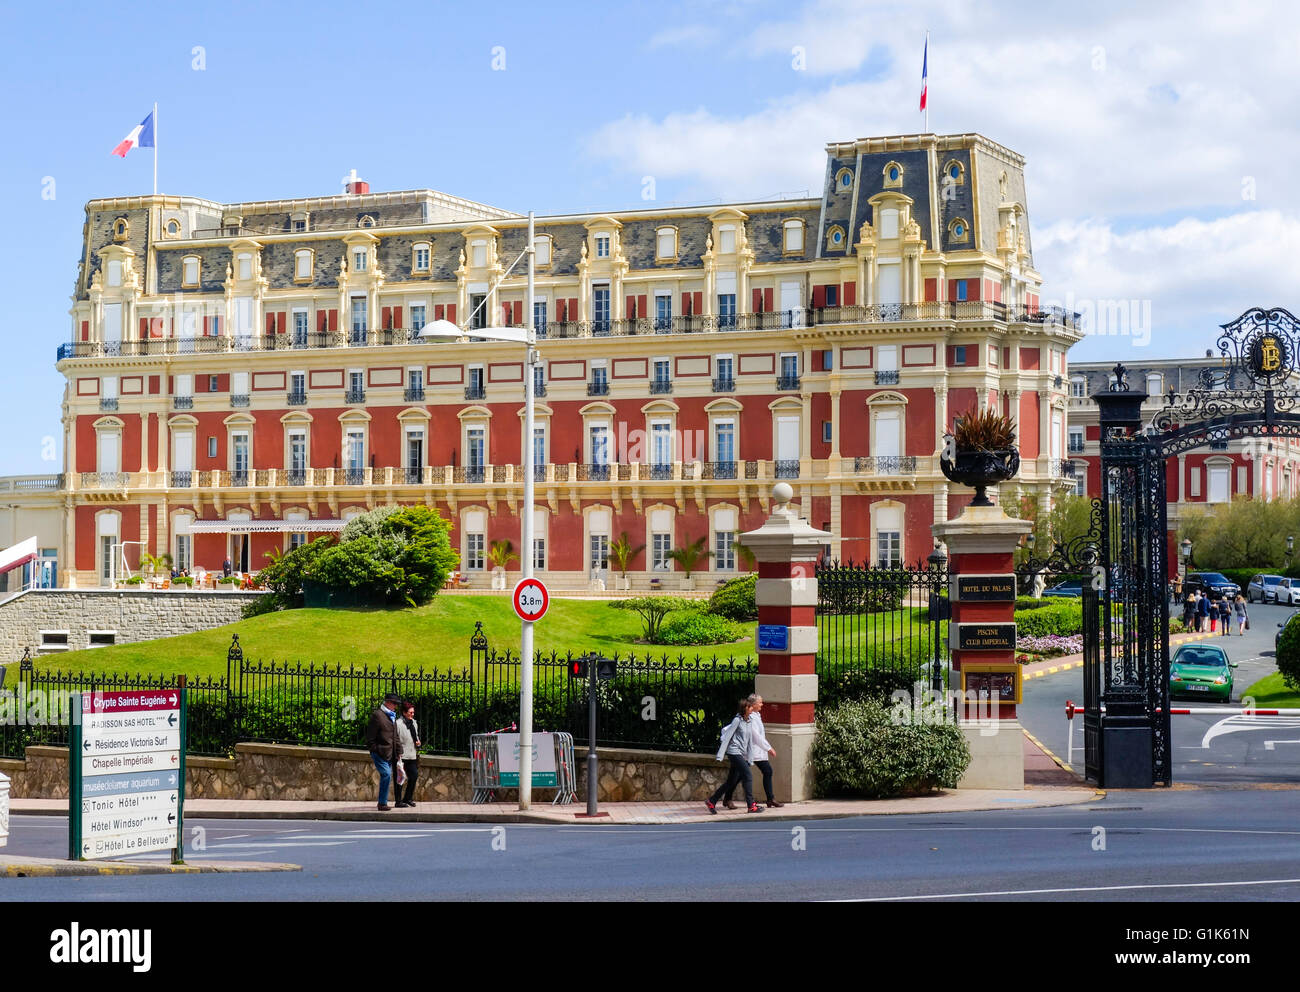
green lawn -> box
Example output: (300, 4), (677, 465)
(22, 596), (758, 681)
(1242, 672), (1300, 708)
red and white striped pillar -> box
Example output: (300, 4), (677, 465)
(932, 502), (1032, 789)
(739, 483), (832, 803)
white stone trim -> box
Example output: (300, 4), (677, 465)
(754, 673), (819, 705)
(755, 576), (818, 607)
(756, 625), (817, 656)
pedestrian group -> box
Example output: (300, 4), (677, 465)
(1182, 590), (1248, 635)
(365, 692), (421, 810)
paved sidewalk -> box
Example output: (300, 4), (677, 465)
(0, 855), (299, 876)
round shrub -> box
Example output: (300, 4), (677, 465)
(1014, 602), (1083, 638)
(708, 574), (757, 622)
(811, 698), (971, 799)
(654, 609), (747, 646)
(1278, 615), (1300, 692)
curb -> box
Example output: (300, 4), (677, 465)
(0, 857), (300, 877)
(1022, 727), (1081, 776)
(1021, 631), (1215, 680)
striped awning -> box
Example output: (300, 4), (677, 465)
(187, 519), (346, 534)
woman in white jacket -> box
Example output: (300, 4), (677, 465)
(706, 699), (764, 814)
(723, 693), (783, 809)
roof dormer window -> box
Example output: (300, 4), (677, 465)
(595, 234), (611, 259)
(883, 161), (904, 189)
(112, 218), (129, 241)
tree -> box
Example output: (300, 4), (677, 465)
(609, 596), (688, 641)
(487, 539), (519, 570)
(731, 539), (756, 572)
(608, 531), (646, 578)
(667, 535), (712, 577)
(1178, 497), (1297, 570)
(139, 551), (173, 577)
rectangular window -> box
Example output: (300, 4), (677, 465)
(716, 356), (734, 382)
(470, 293), (487, 330)
(231, 433), (250, 475)
(406, 430), (424, 473)
(714, 421), (735, 465)
(589, 533), (609, 572)
(468, 366), (484, 395)
(467, 533), (485, 570)
(1190, 467), (1202, 497)
(349, 370), (364, 396)
(532, 426), (546, 472)
(288, 532), (306, 551)
(1068, 428), (1084, 453)
(657, 229), (675, 259)
(592, 286), (611, 333)
(595, 235), (610, 258)
(784, 222), (803, 253)
(350, 297), (367, 341)
(877, 531), (901, 567)
(590, 424), (609, 466)
(591, 365), (608, 392)
(471, 242), (487, 268)
(533, 299), (547, 337)
(293, 310), (309, 345)
(953, 345), (967, 364)
(718, 293), (736, 329)
(207, 436), (217, 459)
(1071, 377), (1087, 398)
(822, 421), (832, 444)
(232, 371), (249, 397)
(715, 531), (736, 571)
(654, 293), (672, 331)
(1208, 466), (1230, 503)
(653, 358), (670, 388)
(534, 237), (551, 266)
(295, 252), (312, 279)
(289, 432), (306, 472)
(466, 427), (485, 470)
(175, 374), (193, 398)
(533, 364), (545, 395)
(237, 254), (252, 281)
(822, 349), (833, 371)
(173, 432), (194, 472)
(533, 537), (546, 571)
(410, 305), (426, 331)
(719, 228), (735, 254)
(408, 367), (423, 393)
(652, 532), (672, 571)
(346, 430), (366, 471)
(651, 421), (672, 467)
(353, 249), (367, 272)
(175, 535), (192, 573)
(955, 280), (968, 302)
(183, 258), (199, 285)
(414, 246), (430, 271)
(290, 371), (306, 397)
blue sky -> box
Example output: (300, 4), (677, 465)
(2, 0), (1296, 474)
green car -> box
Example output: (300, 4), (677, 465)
(1169, 644), (1237, 703)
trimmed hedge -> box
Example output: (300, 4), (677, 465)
(1211, 567), (1267, 591)
(810, 698), (971, 799)
(707, 574), (758, 623)
(1014, 602), (1084, 638)
(1278, 614), (1300, 693)
(654, 609), (748, 646)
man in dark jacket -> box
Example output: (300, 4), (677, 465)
(365, 693), (401, 810)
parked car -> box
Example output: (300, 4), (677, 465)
(1169, 643), (1237, 703)
(1247, 574), (1300, 604)
(1184, 572), (1241, 601)
(1043, 579), (1084, 598)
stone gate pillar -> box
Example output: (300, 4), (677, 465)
(932, 502), (1031, 789)
(739, 483), (832, 802)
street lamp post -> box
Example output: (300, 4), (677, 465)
(420, 213), (539, 809)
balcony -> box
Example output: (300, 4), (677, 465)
(1068, 439), (1085, 453)
(404, 467), (423, 484)
(344, 468), (366, 485)
(170, 471), (192, 488)
(702, 461), (737, 480)
(853, 455), (917, 474)
(712, 377), (735, 393)
(404, 387), (426, 402)
(172, 395), (193, 410)
(230, 394), (250, 408)
(81, 471), (127, 488)
(649, 378), (673, 394)
(287, 391), (308, 406)
(98, 397), (119, 411)
(464, 385), (486, 401)
(345, 388), (366, 404)
(455, 466), (486, 484)
(874, 370), (900, 386)
(647, 463), (673, 481)
(776, 375), (801, 391)
(285, 469), (307, 486)
(578, 463), (610, 482)
(348, 331), (368, 346)
(587, 380), (610, 396)
(533, 383), (547, 398)
(230, 470), (250, 487)
(774, 459), (800, 479)
(1059, 460), (1078, 478)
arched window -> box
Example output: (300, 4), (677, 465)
(835, 167), (853, 191)
(948, 217), (970, 243)
(783, 219), (805, 254)
(412, 242), (431, 274)
(655, 227), (677, 261)
(294, 249), (314, 282)
(942, 159), (966, 185)
(182, 255), (201, 288)
(882, 161), (904, 188)
(113, 218), (130, 241)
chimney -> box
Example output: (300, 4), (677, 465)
(342, 169), (370, 195)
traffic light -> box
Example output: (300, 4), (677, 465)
(569, 658), (588, 680)
(595, 657), (617, 681)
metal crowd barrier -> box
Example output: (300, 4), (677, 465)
(469, 730), (577, 805)
(552, 732), (577, 806)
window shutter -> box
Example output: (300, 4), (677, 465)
(512, 301), (522, 325)
(277, 311), (287, 333)
(328, 309), (338, 331)
(138, 317), (148, 336)
(1027, 292), (1039, 311)
(392, 306), (402, 329)
(81, 320), (89, 341)
(924, 278), (937, 302)
(763, 288), (774, 312)
(203, 316), (211, 335)
(638, 294), (647, 317)
(265, 312), (275, 334)
(812, 285), (826, 309)
(382, 307), (392, 330)
(214, 316), (222, 335)
(567, 298), (577, 321)
(692, 292), (702, 315)
(752, 288), (763, 312)
(968, 279), (981, 301)
(447, 304), (457, 324)
(948, 280), (959, 301)
(434, 305), (445, 321)
(317, 311), (327, 332)
(625, 295), (636, 318)
(196, 375), (206, 393)
(218, 374), (229, 393)
(167, 376), (173, 394)
(843, 281), (856, 306)
(682, 293), (691, 315)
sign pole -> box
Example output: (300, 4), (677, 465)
(587, 656), (598, 817)
(519, 209), (536, 811)
(174, 676), (186, 865)
(68, 692), (83, 861)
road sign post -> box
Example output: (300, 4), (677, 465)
(513, 577), (548, 811)
(68, 684), (187, 863)
(571, 654), (615, 817)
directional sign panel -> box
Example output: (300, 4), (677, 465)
(70, 689), (186, 862)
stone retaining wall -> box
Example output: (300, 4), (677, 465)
(0, 589), (261, 658)
(0, 743), (729, 803)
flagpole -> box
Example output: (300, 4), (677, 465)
(924, 32), (929, 134)
(153, 102), (158, 196)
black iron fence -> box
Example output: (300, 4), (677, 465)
(2, 640), (757, 759)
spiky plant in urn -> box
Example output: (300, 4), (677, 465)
(940, 407), (1021, 507)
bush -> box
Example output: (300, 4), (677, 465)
(810, 698), (970, 799)
(1014, 602), (1083, 638)
(820, 572), (910, 615)
(818, 667), (922, 708)
(1278, 615), (1300, 693)
(654, 609), (747, 646)
(1015, 595), (1057, 611)
(609, 596), (689, 641)
(708, 574), (757, 622)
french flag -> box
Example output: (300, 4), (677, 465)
(919, 38), (928, 112)
(111, 112), (155, 158)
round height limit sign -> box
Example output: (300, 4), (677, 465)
(513, 577), (549, 622)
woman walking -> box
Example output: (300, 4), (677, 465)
(1218, 596), (1232, 636)
(393, 700), (421, 808)
(1234, 594), (1249, 637)
(706, 700), (764, 815)
(1196, 591), (1210, 633)
(1182, 591), (1197, 630)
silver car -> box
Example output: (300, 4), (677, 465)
(1247, 573), (1300, 604)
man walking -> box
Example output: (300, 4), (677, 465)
(365, 692), (401, 811)
(724, 693), (784, 809)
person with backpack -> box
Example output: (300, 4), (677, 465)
(706, 699), (764, 815)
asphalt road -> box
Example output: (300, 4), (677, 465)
(4, 789), (1300, 901)
(1020, 600), (1300, 785)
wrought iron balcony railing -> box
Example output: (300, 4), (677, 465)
(285, 470), (307, 486)
(405, 467), (423, 484)
(853, 455), (917, 474)
(712, 377), (735, 393)
(464, 385), (486, 401)
(230, 470), (250, 487)
(170, 471), (192, 488)
(404, 387), (426, 402)
(587, 381), (610, 396)
(774, 459), (800, 479)
(578, 463), (610, 482)
(454, 466), (486, 484)
(345, 388), (366, 403)
(172, 396), (194, 409)
(99, 397), (119, 411)
(286, 391), (308, 406)
(702, 461), (737, 480)
(533, 383), (547, 398)
(344, 468), (366, 485)
(1067, 439), (1085, 453)
(776, 375), (801, 391)
(647, 463), (673, 481)
(1059, 460), (1078, 478)
(230, 394), (250, 407)
(649, 379), (673, 394)
(348, 331), (368, 346)
(874, 370), (900, 385)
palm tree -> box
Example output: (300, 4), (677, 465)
(139, 551), (173, 577)
(667, 535), (712, 578)
(731, 539), (756, 572)
(487, 539), (519, 570)
(608, 531), (646, 579)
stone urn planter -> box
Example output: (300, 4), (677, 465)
(679, 576), (696, 592)
(491, 566), (508, 591)
(614, 575), (631, 592)
(940, 447), (1021, 507)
